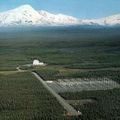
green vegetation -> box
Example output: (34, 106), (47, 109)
(0, 72), (67, 120)
(36, 67), (120, 84)
(0, 27), (120, 120)
(60, 89), (120, 120)
(0, 27), (120, 71)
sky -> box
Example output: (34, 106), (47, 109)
(0, 0), (120, 19)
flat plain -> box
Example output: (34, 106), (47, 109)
(0, 26), (120, 120)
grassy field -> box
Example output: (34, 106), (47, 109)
(0, 26), (120, 120)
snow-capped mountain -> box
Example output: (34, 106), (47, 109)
(99, 14), (120, 25)
(0, 4), (120, 26)
(80, 14), (120, 26)
(0, 5), (42, 26)
(0, 5), (79, 26)
(38, 10), (79, 25)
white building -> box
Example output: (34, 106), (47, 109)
(33, 59), (46, 66)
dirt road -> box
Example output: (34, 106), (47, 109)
(32, 71), (81, 117)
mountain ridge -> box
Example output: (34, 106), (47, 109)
(0, 4), (120, 26)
